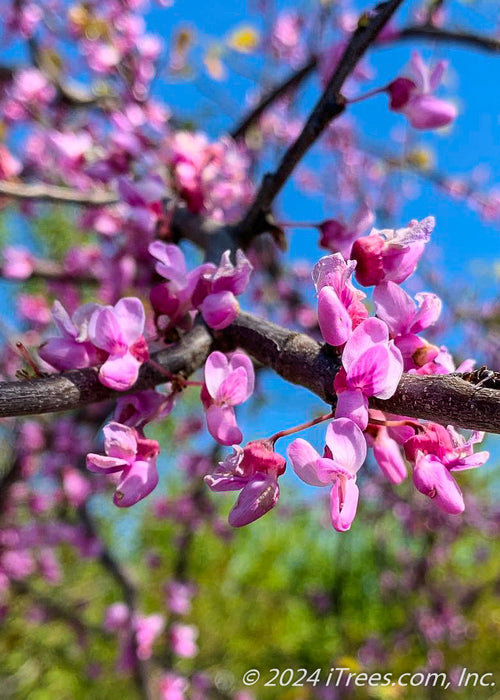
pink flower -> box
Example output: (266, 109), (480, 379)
(4, 68), (55, 120)
(373, 281), (442, 369)
(205, 440), (286, 526)
(0, 145), (22, 179)
(160, 673), (188, 700)
(334, 318), (404, 429)
(88, 298), (149, 391)
(62, 467), (91, 507)
(1, 246), (34, 280)
(149, 241), (213, 329)
(388, 52), (457, 130)
(192, 249), (253, 330)
(404, 424), (489, 513)
(287, 418), (367, 531)
(351, 216), (435, 287)
(37, 548), (61, 584)
(271, 11), (305, 66)
(166, 581), (195, 615)
(135, 613), (165, 660)
(104, 602), (130, 632)
(114, 390), (175, 429)
(86, 422), (160, 507)
(201, 351), (255, 445)
(312, 253), (368, 346)
(169, 623), (198, 658)
(39, 301), (103, 371)
(318, 204), (374, 258)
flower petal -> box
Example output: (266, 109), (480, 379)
(113, 459), (159, 507)
(99, 352), (141, 391)
(113, 297), (145, 345)
(228, 475), (279, 527)
(335, 389), (369, 430)
(86, 453), (128, 473)
(287, 439), (327, 486)
(373, 281), (416, 336)
(103, 422), (137, 461)
(324, 417), (367, 475)
(204, 351), (230, 399)
(330, 478), (359, 532)
(342, 317), (389, 371)
(205, 404), (242, 446)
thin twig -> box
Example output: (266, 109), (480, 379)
(236, 0), (407, 245)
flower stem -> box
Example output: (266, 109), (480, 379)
(269, 410), (335, 444)
(345, 84), (388, 105)
(275, 221), (320, 229)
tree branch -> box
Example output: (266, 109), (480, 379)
(1, 311), (500, 433)
(398, 25), (500, 53)
(230, 56), (318, 141)
(0, 324), (214, 417)
(0, 180), (118, 206)
(236, 0), (406, 245)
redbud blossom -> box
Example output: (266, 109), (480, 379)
(205, 440), (286, 527)
(404, 424), (489, 513)
(86, 422), (160, 507)
(88, 297), (149, 391)
(387, 52), (457, 130)
(334, 318), (404, 429)
(313, 253), (367, 346)
(288, 418), (367, 532)
(351, 216), (435, 287)
(201, 351), (255, 445)
(318, 203), (374, 258)
(39, 300), (103, 371)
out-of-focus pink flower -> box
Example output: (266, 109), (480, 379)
(404, 423), (489, 513)
(160, 672), (188, 700)
(312, 253), (367, 347)
(271, 11), (305, 66)
(88, 298), (149, 391)
(205, 440), (286, 526)
(84, 42), (121, 73)
(1, 246), (34, 280)
(169, 623), (198, 658)
(166, 581), (195, 615)
(135, 613), (165, 659)
(62, 467), (91, 507)
(387, 52), (457, 130)
(166, 132), (253, 221)
(351, 216), (435, 287)
(3, 69), (55, 121)
(288, 418), (367, 531)
(201, 351), (255, 445)
(86, 422), (160, 507)
(38, 548), (61, 584)
(334, 318), (404, 429)
(318, 204), (374, 258)
(0, 145), (22, 179)
(104, 602), (130, 632)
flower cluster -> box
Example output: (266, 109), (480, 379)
(149, 243), (252, 331)
(39, 298), (149, 391)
